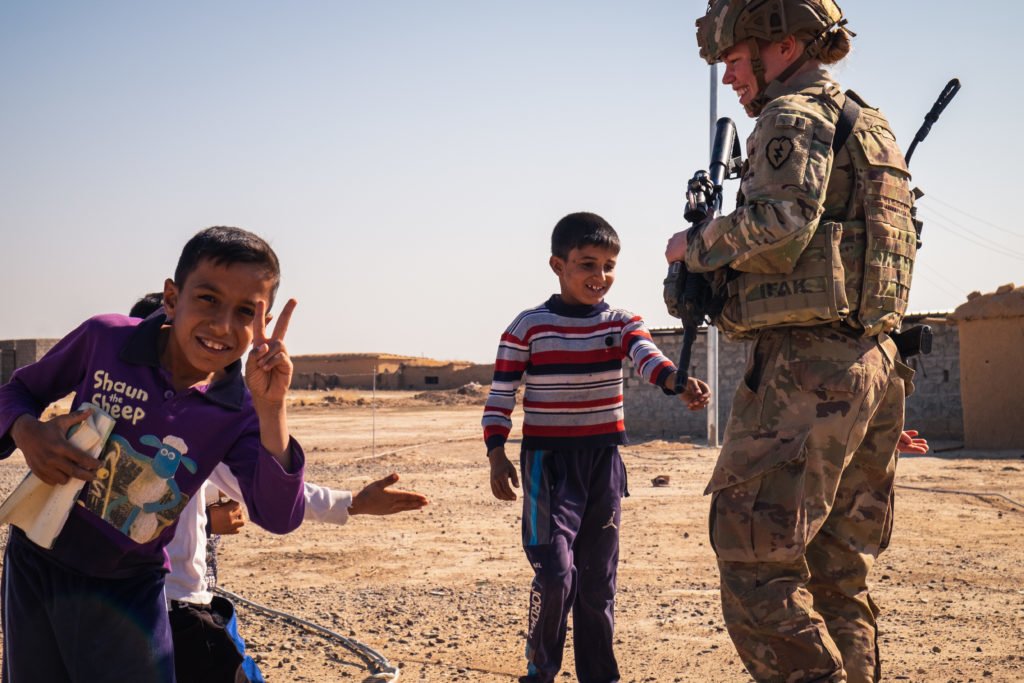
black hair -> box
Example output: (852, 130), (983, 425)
(550, 212), (620, 260)
(174, 226), (281, 302)
(129, 292), (165, 319)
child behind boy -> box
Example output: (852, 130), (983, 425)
(484, 212), (710, 683)
(0, 226), (306, 682)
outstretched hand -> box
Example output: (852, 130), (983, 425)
(679, 376), (711, 411)
(10, 409), (100, 485)
(897, 429), (929, 455)
(246, 298), (297, 408)
(349, 473), (429, 516)
(665, 372), (711, 411)
(208, 498), (246, 535)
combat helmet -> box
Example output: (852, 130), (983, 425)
(696, 0), (849, 114)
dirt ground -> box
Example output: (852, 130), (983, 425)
(2, 388), (1023, 682)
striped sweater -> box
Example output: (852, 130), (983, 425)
(482, 295), (676, 451)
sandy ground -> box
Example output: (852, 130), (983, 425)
(2, 388), (1023, 682)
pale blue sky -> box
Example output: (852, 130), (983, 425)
(1, 2), (1019, 363)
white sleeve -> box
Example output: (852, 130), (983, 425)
(164, 485), (211, 604)
(206, 464), (245, 502)
(209, 463), (351, 525)
(302, 483), (352, 525)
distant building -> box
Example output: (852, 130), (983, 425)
(0, 339), (60, 384)
(950, 284), (1024, 449)
(291, 353), (493, 391)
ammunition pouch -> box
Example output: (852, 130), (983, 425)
(715, 220), (849, 340)
(848, 121), (916, 336)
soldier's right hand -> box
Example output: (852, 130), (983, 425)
(665, 229), (691, 263)
(488, 446), (519, 501)
(10, 410), (100, 485)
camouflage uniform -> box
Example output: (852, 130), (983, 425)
(686, 67), (915, 683)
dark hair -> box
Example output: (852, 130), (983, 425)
(174, 226), (281, 302)
(129, 292), (165, 319)
(550, 212), (620, 260)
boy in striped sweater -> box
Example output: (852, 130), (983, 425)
(483, 212), (710, 683)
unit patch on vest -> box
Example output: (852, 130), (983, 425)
(766, 137), (794, 169)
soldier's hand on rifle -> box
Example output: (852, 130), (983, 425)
(665, 229), (691, 263)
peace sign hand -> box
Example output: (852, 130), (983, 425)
(245, 298), (297, 408)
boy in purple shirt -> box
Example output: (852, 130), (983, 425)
(0, 226), (306, 682)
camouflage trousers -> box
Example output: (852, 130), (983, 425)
(706, 326), (912, 683)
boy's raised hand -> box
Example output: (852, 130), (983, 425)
(349, 473), (429, 515)
(488, 446), (519, 501)
(10, 409), (100, 485)
(246, 298), (297, 407)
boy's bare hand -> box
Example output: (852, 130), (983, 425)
(488, 447), (519, 501)
(208, 499), (245, 535)
(10, 410), (100, 485)
(349, 473), (429, 515)
(680, 377), (711, 411)
(665, 372), (711, 411)
(246, 298), (297, 408)
(897, 429), (929, 455)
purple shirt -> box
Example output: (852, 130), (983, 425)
(0, 313), (305, 578)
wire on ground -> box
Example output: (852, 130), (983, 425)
(895, 484), (1024, 512)
(213, 585), (400, 682)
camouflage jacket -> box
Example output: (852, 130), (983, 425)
(685, 67), (851, 275)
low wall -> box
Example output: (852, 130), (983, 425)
(624, 317), (964, 443)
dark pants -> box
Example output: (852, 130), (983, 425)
(520, 446), (625, 683)
(169, 597), (264, 683)
(2, 529), (174, 683)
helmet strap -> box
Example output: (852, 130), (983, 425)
(745, 18), (848, 116)
(746, 39), (771, 117)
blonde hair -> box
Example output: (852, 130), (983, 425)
(796, 26), (852, 64)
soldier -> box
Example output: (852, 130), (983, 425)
(665, 2), (918, 682)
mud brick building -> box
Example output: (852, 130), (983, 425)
(0, 339), (60, 385)
(291, 353), (493, 392)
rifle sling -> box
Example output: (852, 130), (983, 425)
(832, 92), (862, 154)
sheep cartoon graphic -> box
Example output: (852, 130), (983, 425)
(98, 434), (197, 543)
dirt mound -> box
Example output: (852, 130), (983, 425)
(412, 382), (489, 406)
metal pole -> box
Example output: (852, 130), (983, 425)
(707, 63), (720, 448)
(372, 364), (377, 458)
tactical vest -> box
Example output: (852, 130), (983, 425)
(714, 89), (916, 340)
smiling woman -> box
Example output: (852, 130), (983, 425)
(664, 2), (919, 682)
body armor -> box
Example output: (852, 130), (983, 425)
(715, 88), (916, 339)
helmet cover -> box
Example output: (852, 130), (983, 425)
(696, 0), (845, 64)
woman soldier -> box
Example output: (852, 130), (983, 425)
(665, 2), (917, 682)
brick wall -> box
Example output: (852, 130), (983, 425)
(623, 328), (748, 442)
(902, 318), (963, 440)
(0, 339), (60, 384)
(624, 317), (964, 443)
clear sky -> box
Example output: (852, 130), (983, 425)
(2, 1), (1020, 363)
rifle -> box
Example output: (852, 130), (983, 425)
(663, 117), (743, 393)
(891, 77), (961, 358)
